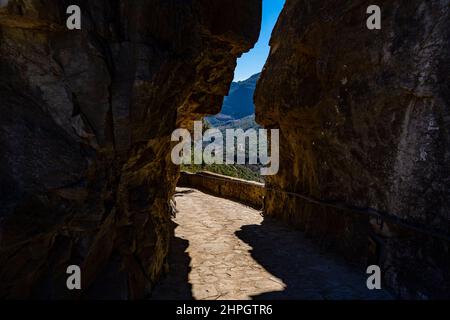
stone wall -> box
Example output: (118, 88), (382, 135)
(255, 0), (450, 298)
(0, 0), (261, 299)
(178, 171), (265, 209)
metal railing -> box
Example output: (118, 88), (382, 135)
(184, 171), (450, 242)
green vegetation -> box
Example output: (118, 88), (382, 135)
(179, 117), (264, 183)
(181, 163), (263, 182)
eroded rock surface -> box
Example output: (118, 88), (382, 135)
(255, 0), (450, 298)
(0, 0), (261, 299)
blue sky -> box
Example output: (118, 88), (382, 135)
(233, 0), (285, 81)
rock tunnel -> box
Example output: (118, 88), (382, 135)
(0, 0), (449, 299)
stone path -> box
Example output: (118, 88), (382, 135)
(151, 187), (392, 300)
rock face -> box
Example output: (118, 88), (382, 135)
(255, 0), (450, 298)
(0, 0), (261, 299)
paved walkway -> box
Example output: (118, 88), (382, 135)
(151, 188), (392, 300)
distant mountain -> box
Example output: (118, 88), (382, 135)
(202, 74), (262, 180)
(211, 115), (260, 131)
(206, 73), (260, 126)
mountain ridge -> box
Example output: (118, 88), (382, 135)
(206, 72), (260, 126)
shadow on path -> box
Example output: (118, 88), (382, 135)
(150, 221), (193, 300)
(236, 218), (393, 300)
(151, 188), (392, 300)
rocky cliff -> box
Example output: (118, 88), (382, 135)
(0, 0), (261, 299)
(255, 0), (450, 298)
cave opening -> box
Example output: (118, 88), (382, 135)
(152, 0), (390, 301)
(180, 0), (285, 184)
(151, 0), (293, 300)
(1, 0), (447, 301)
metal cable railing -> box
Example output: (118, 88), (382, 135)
(186, 171), (450, 242)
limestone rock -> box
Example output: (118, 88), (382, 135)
(0, 0), (261, 299)
(255, 0), (449, 298)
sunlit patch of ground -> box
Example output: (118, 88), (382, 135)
(151, 188), (392, 300)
